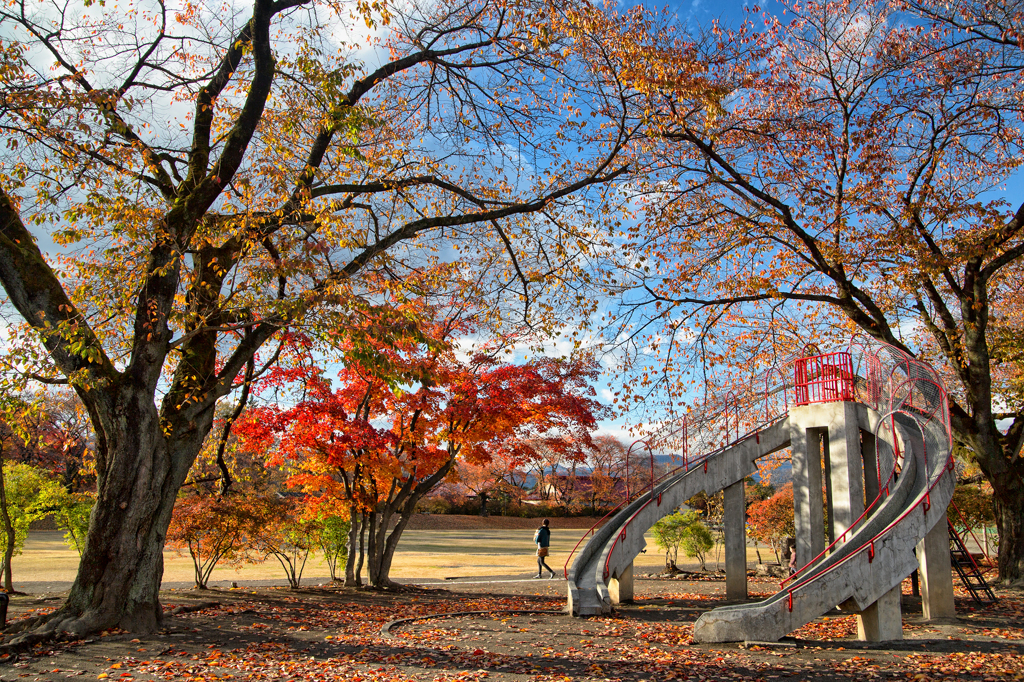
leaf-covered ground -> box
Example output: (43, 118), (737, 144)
(1, 575), (1022, 681)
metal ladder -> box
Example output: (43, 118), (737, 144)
(947, 519), (997, 604)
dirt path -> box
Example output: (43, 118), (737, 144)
(1, 575), (1021, 682)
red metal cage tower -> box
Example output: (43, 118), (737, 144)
(793, 351), (855, 405)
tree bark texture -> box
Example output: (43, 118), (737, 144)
(35, 392), (214, 636)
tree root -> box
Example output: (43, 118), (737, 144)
(1, 608), (92, 649)
(1, 613), (46, 637)
(0, 624), (80, 654)
(0, 599), (223, 653)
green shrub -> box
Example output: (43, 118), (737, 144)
(652, 510), (715, 571)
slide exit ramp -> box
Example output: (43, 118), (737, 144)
(693, 409), (953, 641)
(566, 417), (792, 616)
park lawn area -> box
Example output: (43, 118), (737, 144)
(15, 525), (731, 590)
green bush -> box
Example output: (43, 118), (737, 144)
(40, 488), (94, 555)
(0, 463), (54, 560)
(680, 518), (714, 571)
(315, 515), (350, 582)
(652, 510), (714, 571)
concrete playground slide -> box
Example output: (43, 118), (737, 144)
(566, 417), (791, 617)
(566, 404), (953, 642)
(693, 410), (953, 642)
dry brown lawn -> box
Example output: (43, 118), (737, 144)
(14, 515), (770, 590)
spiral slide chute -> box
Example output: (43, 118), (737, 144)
(693, 408), (952, 641)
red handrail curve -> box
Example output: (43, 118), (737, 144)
(764, 365), (787, 422)
(599, 412), (788, 584)
(563, 437), (654, 580)
(563, 417), (689, 580)
(562, 502), (625, 580)
(780, 407), (916, 588)
(779, 375), (948, 587)
(563, 411), (787, 584)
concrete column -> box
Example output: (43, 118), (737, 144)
(608, 561), (633, 604)
(790, 408), (826, 568)
(827, 402), (866, 544)
(724, 480), (748, 600)
(856, 584), (903, 641)
(861, 429), (880, 515)
(917, 512), (956, 619)
(822, 432), (835, 545)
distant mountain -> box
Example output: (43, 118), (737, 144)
(517, 454), (793, 489)
(767, 461), (793, 486)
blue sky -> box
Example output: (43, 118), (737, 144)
(633, 0), (775, 30)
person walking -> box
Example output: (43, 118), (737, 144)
(534, 518), (555, 578)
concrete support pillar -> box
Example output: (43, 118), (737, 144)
(861, 430), (880, 515)
(856, 584), (903, 641)
(724, 480), (748, 600)
(791, 410), (826, 568)
(827, 403), (866, 544)
(822, 433), (835, 545)
(608, 561), (633, 604)
(917, 513), (956, 619)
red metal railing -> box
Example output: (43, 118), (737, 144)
(597, 412), (787, 583)
(780, 397), (954, 613)
(780, 407), (914, 591)
(564, 436), (656, 580)
(793, 351), (855, 405)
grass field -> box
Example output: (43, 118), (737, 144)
(13, 526), (767, 591)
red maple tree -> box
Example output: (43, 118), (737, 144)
(238, 305), (604, 587)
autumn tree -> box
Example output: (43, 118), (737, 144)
(950, 483), (997, 557)
(250, 497), (315, 589)
(586, 435), (628, 509)
(579, 0), (1024, 582)
(166, 493), (277, 589)
(0, 0), (638, 636)
(456, 452), (533, 515)
(0, 393), (95, 562)
(747, 483), (796, 564)
(8, 390), (95, 495)
(239, 304), (604, 588)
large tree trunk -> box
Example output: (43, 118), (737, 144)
(364, 458), (458, 589)
(993, 487), (1024, 584)
(953, 313), (1024, 584)
(20, 390), (210, 639)
(344, 510), (359, 585)
(355, 512), (367, 584)
(971, 427), (1024, 584)
(366, 507), (408, 589)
